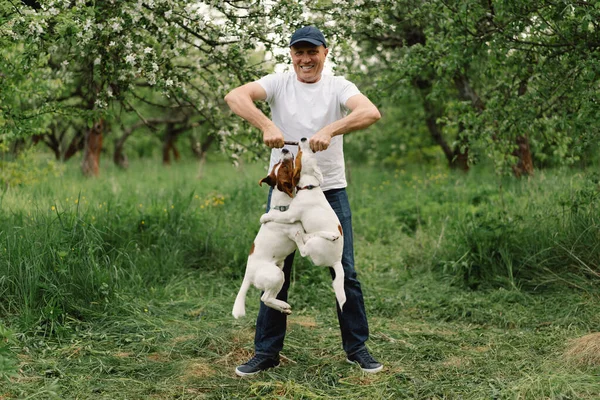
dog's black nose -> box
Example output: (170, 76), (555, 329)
(300, 137), (307, 142)
(282, 148), (289, 154)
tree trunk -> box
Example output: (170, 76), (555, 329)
(193, 134), (216, 179)
(64, 131), (85, 162)
(113, 142), (129, 169)
(512, 74), (534, 177)
(113, 130), (133, 169)
(162, 123), (181, 165)
(81, 119), (104, 176)
(512, 135), (534, 177)
(415, 78), (470, 171)
(32, 134), (61, 160)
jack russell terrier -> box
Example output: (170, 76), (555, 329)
(232, 149), (339, 319)
(260, 138), (347, 311)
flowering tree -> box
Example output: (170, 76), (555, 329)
(309, 0), (600, 174)
(1, 0), (306, 175)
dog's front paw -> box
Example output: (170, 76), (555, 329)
(326, 232), (341, 241)
(280, 303), (292, 315)
(260, 214), (272, 224)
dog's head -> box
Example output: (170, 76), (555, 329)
(295, 137), (323, 184)
(259, 149), (297, 197)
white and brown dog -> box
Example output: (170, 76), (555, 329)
(260, 138), (346, 310)
(232, 149), (341, 319)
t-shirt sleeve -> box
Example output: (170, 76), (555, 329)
(338, 78), (361, 107)
(256, 73), (281, 104)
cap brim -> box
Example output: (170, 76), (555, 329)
(290, 38), (325, 47)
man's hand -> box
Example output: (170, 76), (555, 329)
(263, 125), (285, 148)
(309, 129), (333, 152)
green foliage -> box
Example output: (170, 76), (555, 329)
(438, 171), (600, 289)
(0, 144), (63, 188)
(0, 0), (311, 164)
(313, 0), (600, 171)
(345, 101), (444, 168)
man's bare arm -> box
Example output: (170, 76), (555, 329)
(224, 82), (285, 148)
(309, 94), (381, 152)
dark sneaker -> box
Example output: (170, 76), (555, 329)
(346, 348), (383, 373)
(235, 354), (280, 377)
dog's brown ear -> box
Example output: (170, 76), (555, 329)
(292, 149), (302, 187)
(260, 162), (280, 187)
(259, 175), (275, 187)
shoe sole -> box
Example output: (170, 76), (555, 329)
(346, 359), (384, 373)
(235, 363), (280, 377)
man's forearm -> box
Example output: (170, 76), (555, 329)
(324, 105), (381, 138)
(224, 91), (275, 132)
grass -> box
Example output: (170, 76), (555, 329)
(1, 156), (599, 399)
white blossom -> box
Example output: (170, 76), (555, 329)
(29, 21), (45, 35)
(111, 21), (122, 32)
(144, 47), (153, 54)
(125, 54), (136, 65)
(147, 72), (156, 85)
(165, 78), (173, 87)
(94, 57), (101, 65)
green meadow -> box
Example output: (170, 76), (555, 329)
(1, 158), (599, 399)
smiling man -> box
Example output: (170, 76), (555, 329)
(224, 25), (382, 377)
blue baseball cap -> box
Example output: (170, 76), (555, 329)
(289, 26), (327, 48)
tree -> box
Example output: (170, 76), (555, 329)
(1, 0), (307, 175)
(312, 0), (600, 173)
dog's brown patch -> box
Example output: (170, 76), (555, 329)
(249, 242), (255, 255)
(259, 161), (280, 187)
(338, 224), (343, 236)
(293, 148), (302, 187)
(276, 157), (296, 198)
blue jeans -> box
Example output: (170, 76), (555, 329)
(254, 188), (370, 357)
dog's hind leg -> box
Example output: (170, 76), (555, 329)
(293, 230), (340, 258)
(331, 261), (346, 311)
(258, 266), (292, 315)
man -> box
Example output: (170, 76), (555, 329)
(224, 25), (382, 376)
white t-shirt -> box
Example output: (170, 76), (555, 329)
(257, 72), (361, 191)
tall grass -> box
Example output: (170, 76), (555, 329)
(1, 160), (598, 331)
(0, 159), (266, 332)
(1, 157), (600, 398)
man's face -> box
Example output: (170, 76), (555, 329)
(290, 43), (328, 84)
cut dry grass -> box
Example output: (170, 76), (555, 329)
(564, 332), (600, 367)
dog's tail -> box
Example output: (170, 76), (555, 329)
(232, 278), (251, 319)
(331, 261), (346, 311)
